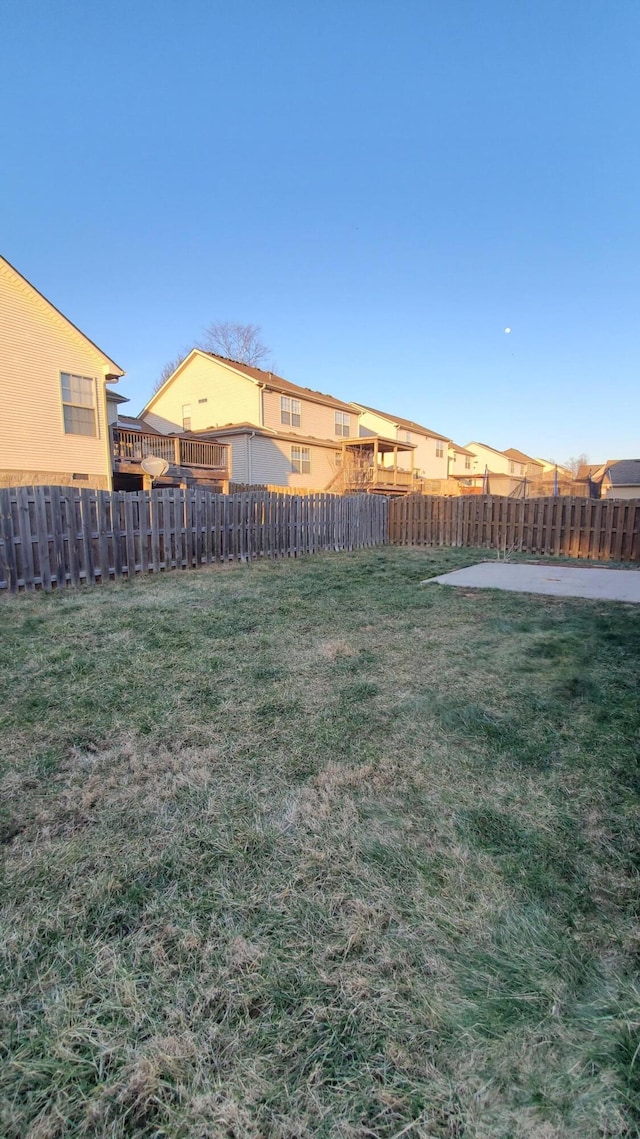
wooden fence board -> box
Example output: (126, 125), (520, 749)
(3, 486), (637, 596)
(388, 494), (640, 564)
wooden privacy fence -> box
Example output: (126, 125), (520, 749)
(390, 494), (640, 562)
(0, 486), (387, 593)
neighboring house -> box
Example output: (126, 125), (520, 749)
(0, 255), (124, 489)
(351, 403), (450, 480)
(463, 442), (528, 497)
(466, 442), (525, 479)
(448, 442), (482, 488)
(140, 350), (361, 490)
(602, 460), (640, 499)
(573, 462), (611, 498)
(503, 448), (545, 481)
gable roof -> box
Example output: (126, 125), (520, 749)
(142, 349), (355, 414)
(195, 421), (344, 450)
(607, 459), (640, 486)
(575, 462), (614, 483)
(0, 254), (124, 377)
(466, 441), (513, 459)
(450, 442), (476, 457)
(352, 402), (450, 442)
(503, 447), (544, 467)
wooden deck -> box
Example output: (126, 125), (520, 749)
(112, 428), (229, 487)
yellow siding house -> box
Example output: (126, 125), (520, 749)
(141, 351), (358, 490)
(351, 402), (450, 480)
(0, 256), (124, 489)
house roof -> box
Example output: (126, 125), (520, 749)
(503, 447), (544, 468)
(203, 353), (356, 412)
(119, 414), (222, 443)
(0, 254), (124, 377)
(575, 462), (613, 483)
(607, 459), (640, 486)
(449, 442), (476, 457)
(352, 402), (450, 442)
(118, 414), (162, 433)
(107, 390), (130, 405)
(195, 422), (342, 450)
(466, 441), (515, 459)
(142, 349), (355, 414)
(343, 434), (416, 453)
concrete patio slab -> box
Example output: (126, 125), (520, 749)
(422, 561), (640, 603)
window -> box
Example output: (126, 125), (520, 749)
(509, 461), (515, 474)
(281, 396), (301, 426)
(334, 450), (343, 468)
(182, 404), (192, 431)
(291, 445), (311, 474)
(335, 411), (350, 437)
(435, 441), (444, 458)
(465, 456), (472, 470)
(61, 373), (96, 436)
(404, 431), (412, 443)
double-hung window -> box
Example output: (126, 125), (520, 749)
(61, 373), (96, 436)
(182, 404), (192, 431)
(291, 445), (311, 474)
(435, 441), (444, 458)
(281, 396), (301, 427)
(335, 411), (350, 437)
(465, 456), (472, 470)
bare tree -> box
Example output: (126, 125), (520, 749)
(199, 321), (271, 367)
(152, 351), (190, 394)
(564, 452), (590, 476)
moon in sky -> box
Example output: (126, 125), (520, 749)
(504, 327), (511, 333)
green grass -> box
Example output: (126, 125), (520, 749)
(1, 546), (639, 1138)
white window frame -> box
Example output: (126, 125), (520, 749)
(281, 396), (301, 427)
(291, 445), (311, 474)
(465, 456), (472, 470)
(435, 440), (444, 458)
(509, 461), (515, 474)
(182, 404), (192, 431)
(335, 411), (350, 437)
(60, 373), (97, 436)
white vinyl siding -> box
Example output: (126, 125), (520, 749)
(61, 373), (96, 436)
(144, 353), (260, 434)
(262, 388), (349, 440)
(0, 259), (115, 487)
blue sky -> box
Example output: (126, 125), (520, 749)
(2, 0), (638, 462)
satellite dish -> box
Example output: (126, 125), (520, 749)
(141, 456), (170, 478)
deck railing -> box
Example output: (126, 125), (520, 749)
(112, 429), (228, 471)
(343, 464), (416, 490)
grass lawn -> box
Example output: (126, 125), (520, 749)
(1, 547), (639, 1138)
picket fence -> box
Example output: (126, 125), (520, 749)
(0, 486), (388, 593)
(389, 494), (640, 562)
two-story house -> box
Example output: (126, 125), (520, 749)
(140, 350), (361, 490)
(448, 443), (483, 489)
(0, 255), (124, 490)
(351, 403), (450, 482)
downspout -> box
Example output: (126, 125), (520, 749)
(246, 431), (256, 484)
